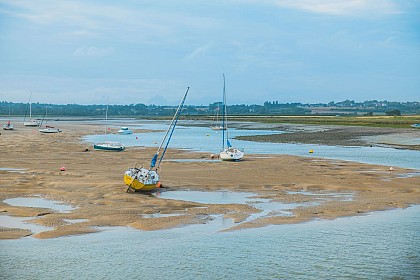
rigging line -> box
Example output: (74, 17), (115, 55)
(157, 87), (189, 169)
(104, 97), (109, 142)
(222, 73), (226, 150)
(155, 87), (189, 156)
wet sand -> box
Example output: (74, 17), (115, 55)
(1, 121), (419, 239)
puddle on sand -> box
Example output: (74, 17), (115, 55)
(3, 197), (75, 213)
(287, 191), (354, 202)
(1, 197), (76, 236)
(63, 219), (88, 224)
(0, 215), (53, 234)
(142, 213), (184, 218)
(0, 167), (26, 173)
(155, 190), (270, 205)
(396, 172), (420, 179)
(155, 190), (355, 225)
(154, 190), (312, 223)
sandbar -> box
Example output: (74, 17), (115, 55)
(0, 121), (419, 239)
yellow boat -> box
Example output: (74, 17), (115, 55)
(124, 167), (161, 191)
(124, 87), (189, 192)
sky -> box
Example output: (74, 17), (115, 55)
(0, 0), (419, 105)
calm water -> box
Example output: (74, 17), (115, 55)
(3, 197), (74, 213)
(1, 206), (418, 279)
(84, 120), (420, 170)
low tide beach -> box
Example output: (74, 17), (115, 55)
(1, 120), (419, 240)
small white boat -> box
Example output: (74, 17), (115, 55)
(24, 94), (39, 127)
(218, 74), (244, 161)
(38, 107), (62, 133)
(210, 125), (226, 131)
(24, 120), (38, 127)
(118, 127), (133, 134)
(210, 103), (226, 131)
(39, 126), (62, 133)
(94, 141), (125, 151)
(3, 121), (14, 130)
(95, 99), (125, 151)
(220, 146), (244, 161)
(3, 105), (14, 130)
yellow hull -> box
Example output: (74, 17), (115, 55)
(124, 174), (159, 191)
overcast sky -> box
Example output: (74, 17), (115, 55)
(0, 0), (419, 105)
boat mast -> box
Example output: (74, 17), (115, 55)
(222, 74), (227, 150)
(104, 98), (109, 142)
(150, 87), (189, 169)
(29, 94), (32, 120)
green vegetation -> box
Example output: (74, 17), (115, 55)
(1, 99), (419, 128)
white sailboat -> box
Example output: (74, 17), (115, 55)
(124, 87), (189, 192)
(3, 104), (14, 130)
(219, 74), (244, 161)
(210, 102), (226, 130)
(94, 100), (125, 151)
(23, 95), (38, 127)
(38, 107), (62, 133)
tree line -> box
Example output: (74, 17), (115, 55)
(0, 100), (419, 117)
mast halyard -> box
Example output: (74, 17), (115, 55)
(104, 98), (109, 142)
(222, 74), (226, 150)
(150, 87), (189, 170)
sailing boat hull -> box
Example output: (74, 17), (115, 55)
(39, 128), (62, 133)
(94, 143), (125, 151)
(3, 125), (14, 130)
(210, 126), (226, 131)
(24, 121), (38, 127)
(124, 168), (160, 191)
(220, 148), (244, 161)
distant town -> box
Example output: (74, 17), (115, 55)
(0, 100), (419, 117)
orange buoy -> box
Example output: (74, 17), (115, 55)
(60, 166), (66, 171)
(156, 182), (162, 188)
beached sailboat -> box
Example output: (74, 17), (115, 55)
(124, 87), (189, 192)
(38, 107), (62, 133)
(94, 100), (125, 151)
(210, 102), (226, 130)
(23, 95), (39, 127)
(219, 74), (244, 161)
(3, 104), (14, 130)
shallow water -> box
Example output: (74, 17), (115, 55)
(3, 197), (74, 213)
(156, 190), (351, 225)
(1, 206), (418, 279)
(84, 120), (420, 170)
(0, 216), (52, 234)
(155, 190), (269, 205)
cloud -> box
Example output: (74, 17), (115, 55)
(269, 0), (400, 16)
(73, 46), (114, 57)
(184, 45), (211, 61)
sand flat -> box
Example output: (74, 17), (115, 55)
(0, 121), (419, 239)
